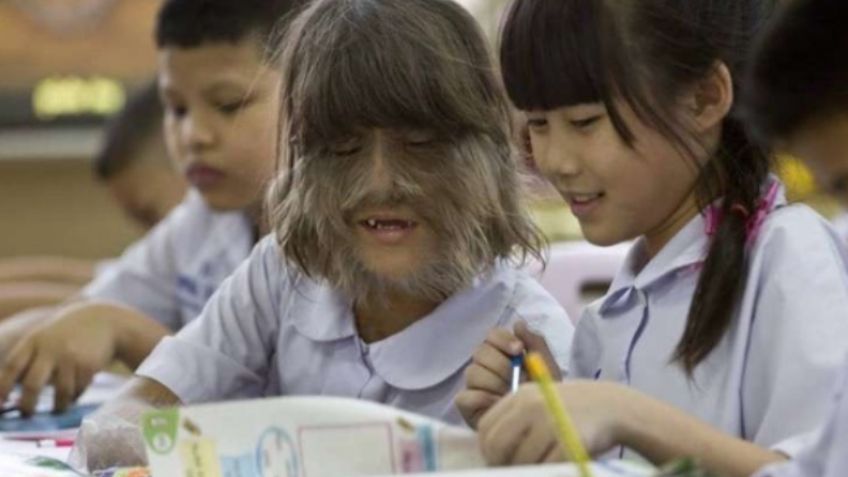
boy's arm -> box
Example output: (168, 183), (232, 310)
(0, 306), (57, 356)
(0, 281), (79, 320)
(0, 301), (171, 414)
(0, 256), (96, 285)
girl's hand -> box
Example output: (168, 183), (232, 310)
(0, 304), (117, 415)
(455, 320), (561, 429)
(477, 380), (632, 466)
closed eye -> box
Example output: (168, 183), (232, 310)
(570, 116), (601, 129)
(216, 101), (244, 115)
(526, 118), (548, 129)
(331, 146), (362, 156)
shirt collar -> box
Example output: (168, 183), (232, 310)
(289, 264), (518, 390)
(600, 176), (787, 315)
(368, 262), (517, 390)
(290, 277), (358, 342)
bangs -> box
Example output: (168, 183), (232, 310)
(500, 0), (611, 111)
(283, 0), (506, 147)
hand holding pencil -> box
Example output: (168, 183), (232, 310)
(455, 321), (562, 429)
(476, 376), (631, 468)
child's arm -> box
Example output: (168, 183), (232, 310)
(0, 256), (96, 286)
(0, 281), (79, 320)
(478, 380), (786, 477)
(71, 377), (180, 472)
(456, 320), (562, 429)
(0, 306), (57, 356)
(0, 301), (171, 415)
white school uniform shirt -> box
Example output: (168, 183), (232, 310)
(82, 190), (254, 331)
(570, 180), (848, 457)
(136, 235), (575, 425)
(830, 211), (848, 245)
(755, 358), (848, 477)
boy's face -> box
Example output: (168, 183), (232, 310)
(785, 114), (848, 207)
(158, 38), (281, 211)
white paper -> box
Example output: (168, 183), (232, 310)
(143, 397), (655, 477)
(143, 396), (488, 477)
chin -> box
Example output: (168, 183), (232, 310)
(580, 225), (629, 247)
(359, 253), (421, 279)
(197, 189), (255, 212)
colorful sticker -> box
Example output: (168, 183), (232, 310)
(142, 408), (179, 455)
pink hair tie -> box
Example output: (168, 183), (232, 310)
(704, 181), (780, 248)
(744, 181), (780, 247)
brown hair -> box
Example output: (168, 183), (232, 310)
(267, 0), (544, 303)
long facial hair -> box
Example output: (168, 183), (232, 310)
(270, 134), (516, 306)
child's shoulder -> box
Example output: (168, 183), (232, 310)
(757, 203), (844, 257)
(177, 190), (251, 233)
(496, 261), (574, 370)
(751, 203), (848, 283)
(502, 262), (570, 319)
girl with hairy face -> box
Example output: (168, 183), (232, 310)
(267, 0), (562, 332)
(72, 2), (576, 470)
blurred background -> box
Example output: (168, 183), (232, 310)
(0, 0), (837, 261)
(0, 0), (160, 258)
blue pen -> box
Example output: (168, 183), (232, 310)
(510, 354), (524, 393)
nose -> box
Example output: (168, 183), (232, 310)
(532, 130), (581, 180)
(181, 111), (216, 152)
(368, 130), (393, 191)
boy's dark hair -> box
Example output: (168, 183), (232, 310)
(155, 0), (300, 60)
(501, 0), (776, 374)
(93, 81), (164, 181)
(744, 0), (848, 144)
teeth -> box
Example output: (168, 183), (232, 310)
(367, 219), (377, 227)
(572, 193), (601, 202)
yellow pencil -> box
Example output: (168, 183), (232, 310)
(524, 352), (594, 477)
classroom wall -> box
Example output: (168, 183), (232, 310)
(0, 158), (142, 259)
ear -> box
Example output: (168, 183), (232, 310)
(681, 61), (734, 133)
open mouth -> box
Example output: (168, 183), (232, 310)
(358, 217), (419, 245)
(567, 192), (605, 217)
(361, 218), (416, 230)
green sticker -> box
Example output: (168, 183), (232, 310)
(142, 408), (179, 455)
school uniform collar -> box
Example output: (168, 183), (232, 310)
(370, 263), (517, 390)
(290, 278), (358, 342)
(600, 176), (787, 316)
(291, 263), (518, 390)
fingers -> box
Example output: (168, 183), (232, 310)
(53, 362), (77, 413)
(18, 353), (54, 416)
(478, 395), (524, 466)
(76, 367), (95, 401)
(479, 406), (530, 466)
(514, 320), (562, 380)
(484, 328), (525, 357)
(510, 427), (559, 466)
(467, 351), (511, 395)
(455, 389), (500, 429)
(0, 341), (35, 404)
(542, 444), (566, 463)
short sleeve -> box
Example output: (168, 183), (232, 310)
(509, 276), (575, 374)
(81, 198), (195, 330)
(743, 207), (848, 454)
(754, 363), (848, 477)
(136, 236), (288, 403)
